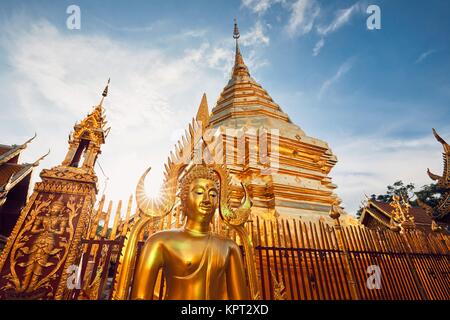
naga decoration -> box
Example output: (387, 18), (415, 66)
(418, 129), (450, 223)
(388, 195), (415, 232)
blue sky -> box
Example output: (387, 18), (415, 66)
(0, 0), (449, 215)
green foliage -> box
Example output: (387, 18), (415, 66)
(356, 180), (440, 217)
(378, 180), (416, 203)
(415, 183), (441, 207)
(94, 224), (112, 238)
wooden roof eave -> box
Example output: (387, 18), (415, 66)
(359, 207), (369, 223)
(0, 145), (23, 166)
(369, 200), (393, 219)
(0, 164), (33, 193)
(363, 207), (392, 229)
(0, 134), (36, 166)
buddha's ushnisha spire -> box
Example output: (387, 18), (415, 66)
(99, 78), (110, 107)
(232, 19), (250, 79)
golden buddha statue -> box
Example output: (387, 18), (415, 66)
(130, 165), (250, 300)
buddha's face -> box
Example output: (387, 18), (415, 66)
(185, 178), (219, 224)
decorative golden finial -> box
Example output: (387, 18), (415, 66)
(99, 78), (110, 107)
(389, 195), (415, 232)
(233, 18), (240, 40)
(103, 78), (110, 97)
(19, 133), (37, 150)
(231, 19), (249, 79)
(329, 200), (344, 221)
(32, 149), (50, 167)
(428, 128), (449, 189)
(432, 128), (450, 153)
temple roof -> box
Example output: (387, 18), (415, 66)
(360, 199), (446, 233)
(0, 163), (33, 192)
(0, 134), (36, 166)
(0, 136), (48, 195)
(0, 146), (12, 155)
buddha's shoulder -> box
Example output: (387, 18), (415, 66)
(146, 230), (238, 248)
(145, 229), (185, 243)
(210, 233), (239, 249)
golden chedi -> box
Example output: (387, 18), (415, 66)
(195, 21), (356, 225)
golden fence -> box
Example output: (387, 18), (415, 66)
(77, 210), (450, 300)
(248, 217), (450, 300)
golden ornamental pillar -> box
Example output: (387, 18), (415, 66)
(0, 81), (110, 299)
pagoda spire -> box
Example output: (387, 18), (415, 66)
(98, 78), (110, 107)
(232, 19), (250, 79)
(61, 80), (110, 169)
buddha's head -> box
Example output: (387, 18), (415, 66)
(180, 165), (220, 225)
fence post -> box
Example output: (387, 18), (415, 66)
(330, 205), (360, 300)
(399, 231), (429, 300)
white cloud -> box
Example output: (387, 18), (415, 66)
(332, 130), (449, 215)
(207, 46), (232, 73)
(313, 2), (361, 55)
(318, 58), (354, 98)
(285, 0), (320, 37)
(240, 21), (270, 46)
(240, 1), (361, 55)
(241, 0), (283, 15)
(95, 18), (156, 33)
(182, 29), (208, 38)
(415, 49), (436, 64)
(0, 18), (229, 216)
(312, 38), (324, 56)
(317, 3), (360, 36)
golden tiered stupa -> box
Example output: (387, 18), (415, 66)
(198, 21), (354, 224)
